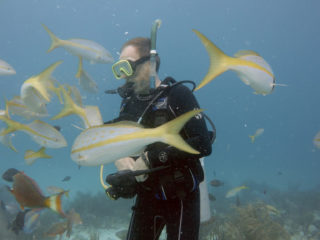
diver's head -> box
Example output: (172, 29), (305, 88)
(112, 37), (160, 94)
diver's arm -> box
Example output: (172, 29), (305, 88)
(147, 84), (213, 165)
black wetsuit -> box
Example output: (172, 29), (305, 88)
(111, 77), (213, 240)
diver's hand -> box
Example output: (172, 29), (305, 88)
(105, 170), (138, 200)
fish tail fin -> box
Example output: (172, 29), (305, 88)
(51, 86), (76, 120)
(249, 135), (255, 143)
(51, 87), (85, 120)
(34, 61), (63, 102)
(75, 57), (83, 78)
(42, 24), (61, 52)
(39, 147), (52, 159)
(44, 191), (66, 217)
(51, 86), (88, 126)
(155, 109), (202, 154)
(192, 29), (232, 91)
(0, 119), (18, 136)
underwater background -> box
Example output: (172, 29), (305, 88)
(0, 0), (319, 239)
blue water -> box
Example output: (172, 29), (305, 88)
(0, 0), (319, 199)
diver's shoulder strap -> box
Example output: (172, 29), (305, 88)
(161, 76), (177, 86)
(161, 77), (197, 92)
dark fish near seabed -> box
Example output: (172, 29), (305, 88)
(62, 176), (71, 182)
(209, 179), (224, 187)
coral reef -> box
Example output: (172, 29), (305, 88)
(2, 186), (320, 239)
(200, 202), (290, 240)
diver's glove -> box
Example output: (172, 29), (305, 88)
(105, 170), (138, 200)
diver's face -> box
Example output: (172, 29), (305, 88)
(120, 45), (150, 94)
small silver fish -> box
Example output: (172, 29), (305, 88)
(0, 59), (16, 76)
(249, 128), (264, 143)
(43, 24), (114, 64)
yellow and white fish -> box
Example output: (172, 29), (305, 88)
(75, 57), (98, 93)
(193, 29), (276, 95)
(24, 147), (52, 165)
(0, 128), (17, 152)
(0, 59), (16, 75)
(6, 96), (49, 119)
(42, 24), (114, 64)
(0, 114), (67, 148)
(225, 185), (249, 198)
(52, 85), (102, 128)
(249, 128), (264, 143)
(20, 61), (62, 114)
(313, 131), (320, 149)
(71, 109), (202, 166)
(26, 120), (67, 148)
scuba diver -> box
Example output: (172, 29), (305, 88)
(104, 20), (215, 240)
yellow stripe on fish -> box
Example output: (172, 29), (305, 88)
(0, 116), (67, 148)
(71, 109), (202, 166)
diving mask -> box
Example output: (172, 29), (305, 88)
(112, 56), (150, 79)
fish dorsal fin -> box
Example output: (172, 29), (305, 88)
(234, 50), (260, 58)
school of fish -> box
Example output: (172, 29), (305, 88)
(2, 24), (318, 237)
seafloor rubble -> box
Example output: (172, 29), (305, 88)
(2, 186), (320, 240)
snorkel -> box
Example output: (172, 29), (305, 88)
(101, 20), (162, 195)
(149, 19), (161, 90)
